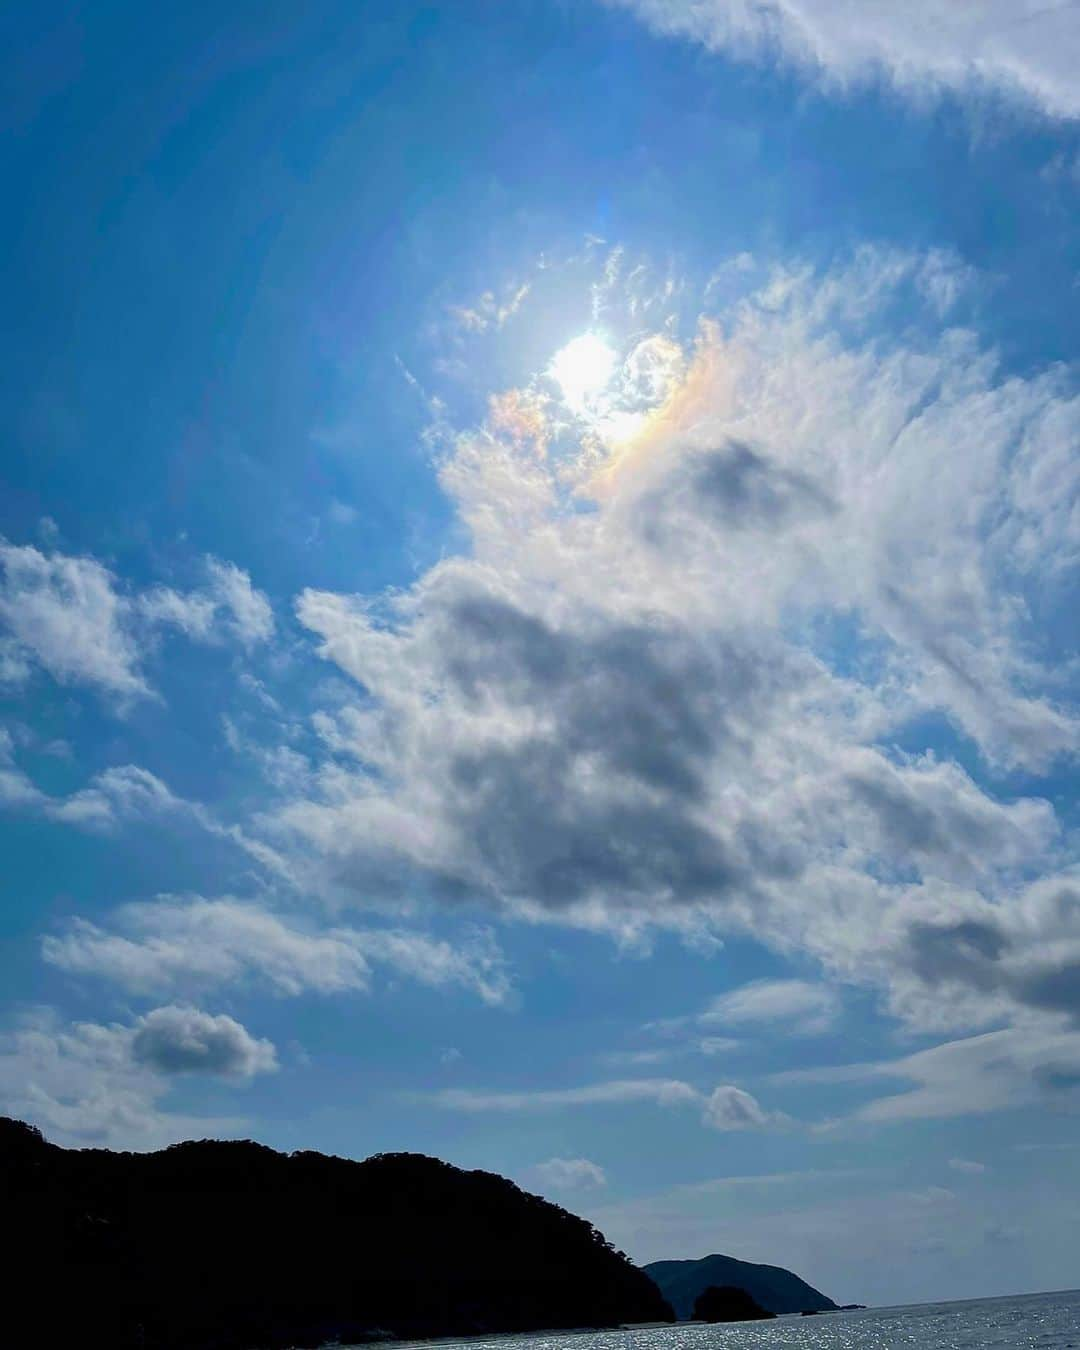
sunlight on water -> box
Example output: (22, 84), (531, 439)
(389, 1290), (1080, 1350)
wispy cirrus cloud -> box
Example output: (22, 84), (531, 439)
(948, 1158), (988, 1174)
(701, 979), (840, 1036)
(776, 1017), (1080, 1122)
(42, 895), (513, 1006)
(607, 0), (1080, 118)
(528, 1157), (608, 1191)
(425, 1076), (783, 1132)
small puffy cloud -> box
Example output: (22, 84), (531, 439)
(131, 1006), (277, 1079)
(0, 736), (188, 833)
(701, 1084), (781, 1131)
(0, 541), (273, 704)
(42, 895), (513, 1006)
(50, 765), (185, 830)
(0, 727), (44, 808)
(697, 1036), (741, 1056)
(0, 638), (32, 686)
(603, 1047), (678, 1067)
(0, 540), (148, 698)
(948, 1158), (987, 1175)
(141, 556), (273, 648)
(609, 0), (1080, 118)
(701, 979), (839, 1036)
(530, 1157), (608, 1191)
(204, 558), (274, 645)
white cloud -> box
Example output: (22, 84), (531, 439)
(697, 1036), (742, 1056)
(0, 1008), (260, 1150)
(530, 1157), (609, 1191)
(272, 247), (1078, 1082)
(42, 895), (513, 1006)
(448, 281), (531, 335)
(204, 558), (275, 645)
(701, 979), (839, 1035)
(427, 1076), (779, 1132)
(0, 542), (273, 703)
(608, 0), (1080, 118)
(777, 1017), (1080, 1122)
(427, 1078), (702, 1112)
(0, 541), (149, 698)
(0, 735), (190, 832)
(949, 1158), (988, 1174)
(0, 638), (32, 686)
(702, 1083), (782, 1130)
(140, 556), (274, 648)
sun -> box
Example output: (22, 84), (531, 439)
(548, 332), (617, 411)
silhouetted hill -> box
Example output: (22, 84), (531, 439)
(645, 1252), (836, 1316)
(0, 1117), (673, 1350)
(693, 1285), (776, 1322)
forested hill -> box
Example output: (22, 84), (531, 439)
(645, 1253), (837, 1316)
(1, 1117), (673, 1350)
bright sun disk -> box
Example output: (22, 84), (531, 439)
(549, 332), (617, 411)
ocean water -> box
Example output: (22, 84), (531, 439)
(389, 1289), (1080, 1350)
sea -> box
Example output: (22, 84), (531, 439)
(387, 1289), (1080, 1350)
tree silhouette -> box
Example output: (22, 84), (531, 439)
(1, 1117), (673, 1350)
(693, 1285), (776, 1322)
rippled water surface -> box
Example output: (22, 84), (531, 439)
(391, 1289), (1080, 1350)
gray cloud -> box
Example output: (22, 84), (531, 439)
(131, 1006), (277, 1079)
(632, 440), (836, 546)
(899, 875), (1080, 1025)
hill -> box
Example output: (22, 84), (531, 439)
(0, 1117), (673, 1350)
(645, 1252), (837, 1316)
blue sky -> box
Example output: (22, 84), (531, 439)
(2, 0), (1080, 1309)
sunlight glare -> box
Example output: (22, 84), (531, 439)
(549, 333), (617, 411)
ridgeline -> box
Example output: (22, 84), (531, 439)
(1, 1117), (673, 1350)
(645, 1252), (837, 1317)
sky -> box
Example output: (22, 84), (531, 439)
(2, 0), (1079, 1310)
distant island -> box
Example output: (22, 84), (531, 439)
(1, 1117), (672, 1350)
(693, 1285), (776, 1322)
(646, 1252), (838, 1317)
